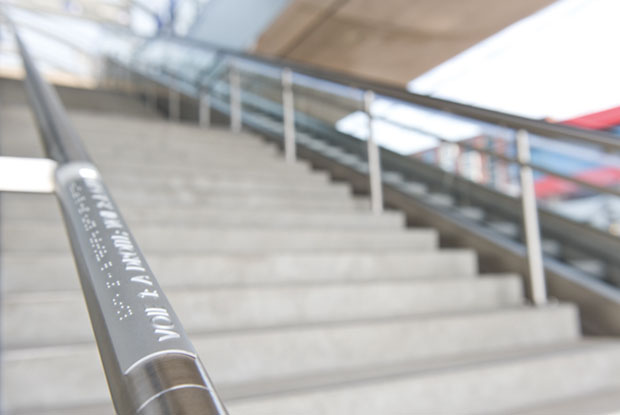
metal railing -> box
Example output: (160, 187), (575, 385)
(8, 22), (227, 415)
(103, 33), (619, 302)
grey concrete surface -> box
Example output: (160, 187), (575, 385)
(3, 276), (523, 348)
(3, 88), (620, 414)
(1, 250), (478, 292)
(2, 306), (579, 411)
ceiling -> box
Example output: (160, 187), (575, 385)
(255, 0), (557, 86)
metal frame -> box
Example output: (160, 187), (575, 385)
(281, 67), (297, 163)
(156, 34), (620, 152)
(363, 90), (383, 215)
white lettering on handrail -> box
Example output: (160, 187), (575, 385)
(69, 175), (181, 342)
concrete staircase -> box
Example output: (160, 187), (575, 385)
(2, 89), (620, 414)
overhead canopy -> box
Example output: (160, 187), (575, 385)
(255, 0), (557, 85)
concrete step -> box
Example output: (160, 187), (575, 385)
(71, 115), (262, 142)
(2, 194), (404, 228)
(5, 129), (273, 160)
(90, 147), (290, 166)
(2, 222), (435, 253)
(81, 130), (276, 150)
(100, 166), (333, 186)
(85, 137), (284, 157)
(1, 189), (369, 212)
(104, 180), (353, 201)
(1, 250), (479, 292)
(119, 209), (403, 229)
(113, 191), (370, 211)
(95, 156), (315, 174)
(0, 80), (156, 118)
(11, 341), (620, 415)
(8, 124), (276, 153)
(93, 161), (332, 186)
(508, 387), (620, 415)
(1, 181), (358, 210)
(2, 276), (524, 349)
(225, 340), (620, 415)
(4, 106), (262, 144)
(100, 171), (351, 194)
(109, 189), (357, 209)
(1, 305), (579, 412)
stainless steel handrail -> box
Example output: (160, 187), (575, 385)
(152, 34), (620, 153)
(10, 23), (227, 415)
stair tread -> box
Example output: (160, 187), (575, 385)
(9, 340), (620, 415)
(224, 339), (620, 413)
(2, 276), (523, 348)
(507, 387), (620, 415)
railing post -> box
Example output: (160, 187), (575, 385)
(281, 68), (296, 163)
(363, 90), (383, 215)
(516, 129), (547, 305)
(169, 87), (180, 121)
(199, 91), (211, 128)
(229, 64), (242, 133)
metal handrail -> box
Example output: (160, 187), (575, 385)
(150, 34), (620, 153)
(10, 22), (227, 415)
(109, 24), (620, 296)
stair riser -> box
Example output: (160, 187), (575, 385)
(1, 306), (579, 412)
(8, 133), (279, 158)
(87, 145), (282, 161)
(8, 115), (266, 146)
(1, 251), (476, 292)
(107, 185), (352, 201)
(227, 345), (620, 415)
(3, 194), (368, 215)
(2, 189), (360, 211)
(2, 224), (434, 253)
(10, 346), (620, 415)
(2, 278), (523, 348)
(2, 201), (404, 228)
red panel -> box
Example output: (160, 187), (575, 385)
(535, 167), (620, 198)
(561, 106), (620, 130)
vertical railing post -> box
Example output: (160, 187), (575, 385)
(229, 64), (242, 133)
(363, 90), (383, 215)
(199, 91), (211, 128)
(516, 129), (547, 305)
(169, 87), (180, 121)
(437, 141), (447, 170)
(281, 68), (296, 163)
